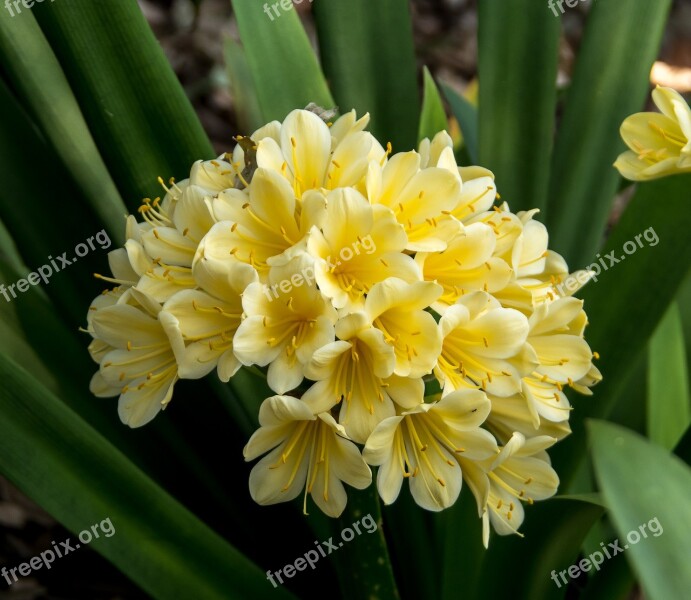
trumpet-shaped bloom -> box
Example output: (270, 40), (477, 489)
(521, 297), (596, 425)
(435, 292), (535, 397)
(307, 188), (420, 311)
(464, 205), (570, 312)
(89, 288), (179, 428)
(461, 432), (559, 547)
(364, 389), (497, 511)
(86, 287), (127, 368)
(130, 159), (239, 302)
(251, 109), (385, 198)
(485, 392), (572, 443)
(243, 395), (371, 517)
(232, 254), (338, 393)
(159, 261), (257, 383)
(417, 132), (498, 224)
(415, 222), (512, 313)
(364, 278), (443, 377)
(302, 313), (421, 443)
(367, 150), (463, 251)
(195, 168), (316, 280)
(615, 86), (691, 181)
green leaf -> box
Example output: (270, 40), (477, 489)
(0, 219), (26, 274)
(441, 82), (479, 164)
(550, 174), (691, 489)
(0, 8), (126, 243)
(229, 0), (334, 122)
(477, 0), (560, 214)
(581, 554), (635, 600)
(607, 352), (647, 435)
(546, 0), (673, 265)
(313, 0), (419, 150)
(589, 420), (691, 600)
(677, 272), (691, 378)
(648, 302), (690, 449)
(33, 0), (215, 206)
(0, 353), (296, 600)
(479, 496), (604, 600)
(438, 490), (484, 600)
(0, 259), (79, 399)
(223, 36), (264, 133)
(673, 423), (691, 465)
(0, 264), (60, 395)
(384, 490), (439, 600)
(0, 77), (106, 324)
(418, 67), (447, 144)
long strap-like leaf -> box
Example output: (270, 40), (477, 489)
(551, 174), (691, 488)
(0, 353), (296, 600)
(477, 0), (561, 214)
(589, 421), (691, 600)
(33, 0), (215, 207)
(546, 0), (672, 266)
(0, 8), (127, 243)
(230, 0), (334, 122)
(313, 0), (419, 150)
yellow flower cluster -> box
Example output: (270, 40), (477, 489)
(86, 109), (600, 544)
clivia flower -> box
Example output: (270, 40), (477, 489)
(85, 107), (601, 540)
(615, 85), (691, 181)
(243, 395), (371, 517)
(88, 287), (179, 428)
(232, 253), (338, 394)
(363, 389), (497, 511)
(460, 432), (559, 547)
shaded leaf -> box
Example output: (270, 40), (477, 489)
(230, 0), (334, 122)
(477, 0), (560, 213)
(441, 82), (479, 164)
(0, 353), (297, 600)
(313, 0), (419, 149)
(589, 420), (691, 600)
(33, 0), (215, 207)
(648, 302), (690, 449)
(418, 67), (447, 143)
(0, 8), (126, 243)
(546, 0), (673, 265)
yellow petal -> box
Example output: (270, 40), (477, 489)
(280, 109), (332, 193)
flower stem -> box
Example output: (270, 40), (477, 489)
(335, 485), (400, 600)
